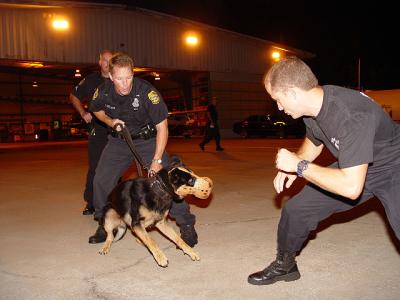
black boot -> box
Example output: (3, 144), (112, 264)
(88, 225), (107, 244)
(82, 203), (94, 215)
(180, 224), (198, 247)
(248, 251), (300, 285)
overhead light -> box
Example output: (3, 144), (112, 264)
(52, 18), (69, 31)
(74, 69), (81, 78)
(32, 81), (38, 87)
(186, 36), (198, 46)
(271, 51), (281, 62)
(184, 31), (200, 47)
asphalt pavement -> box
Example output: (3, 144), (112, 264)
(0, 138), (399, 300)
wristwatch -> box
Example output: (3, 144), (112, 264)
(296, 160), (310, 177)
(152, 158), (162, 164)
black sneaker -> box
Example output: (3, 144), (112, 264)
(82, 203), (95, 215)
(248, 251), (300, 285)
(88, 225), (107, 244)
(180, 225), (198, 247)
(216, 147), (224, 151)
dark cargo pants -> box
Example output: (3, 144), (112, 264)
(83, 130), (108, 207)
(277, 163), (400, 253)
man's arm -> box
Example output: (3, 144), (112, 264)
(69, 93), (92, 123)
(296, 137), (324, 161)
(276, 139), (368, 200)
(301, 163), (367, 200)
(273, 137), (323, 193)
(93, 110), (122, 128)
(150, 119), (168, 173)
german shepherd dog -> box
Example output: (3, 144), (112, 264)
(98, 157), (213, 267)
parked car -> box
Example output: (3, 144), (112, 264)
(167, 113), (195, 138)
(232, 114), (305, 138)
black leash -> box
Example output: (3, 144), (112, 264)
(113, 123), (175, 198)
(113, 123), (146, 177)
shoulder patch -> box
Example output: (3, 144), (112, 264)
(148, 90), (160, 104)
(92, 88), (99, 100)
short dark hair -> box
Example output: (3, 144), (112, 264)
(109, 52), (134, 74)
(99, 49), (113, 59)
(264, 56), (318, 93)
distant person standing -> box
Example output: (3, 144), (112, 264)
(199, 97), (224, 151)
(69, 49), (113, 215)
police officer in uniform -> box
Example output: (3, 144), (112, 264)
(88, 53), (198, 246)
(69, 49), (113, 215)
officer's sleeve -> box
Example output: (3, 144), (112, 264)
(337, 113), (375, 168)
(89, 87), (104, 113)
(71, 77), (90, 101)
(144, 88), (169, 125)
(304, 118), (323, 146)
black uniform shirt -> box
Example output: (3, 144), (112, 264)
(89, 77), (168, 135)
(72, 72), (109, 134)
(303, 85), (400, 174)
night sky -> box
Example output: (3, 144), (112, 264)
(78, 0), (399, 90)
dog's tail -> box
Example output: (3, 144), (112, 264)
(113, 225), (127, 242)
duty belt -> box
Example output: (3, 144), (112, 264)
(110, 131), (145, 140)
(111, 123), (157, 141)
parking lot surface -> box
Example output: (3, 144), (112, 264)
(1, 138), (399, 299)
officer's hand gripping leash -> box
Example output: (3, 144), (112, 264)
(113, 123), (147, 177)
(113, 122), (179, 198)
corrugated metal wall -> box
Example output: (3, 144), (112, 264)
(0, 5), (280, 74)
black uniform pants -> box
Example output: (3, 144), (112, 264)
(277, 163), (400, 253)
(83, 131), (108, 207)
(200, 124), (222, 148)
(93, 135), (196, 226)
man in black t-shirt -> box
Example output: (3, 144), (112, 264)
(69, 49), (113, 215)
(248, 57), (400, 286)
(199, 97), (224, 151)
(88, 53), (198, 247)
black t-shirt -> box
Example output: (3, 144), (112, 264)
(89, 77), (168, 135)
(303, 85), (400, 174)
(71, 72), (109, 134)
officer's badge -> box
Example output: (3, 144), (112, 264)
(92, 88), (99, 100)
(148, 90), (160, 104)
(132, 97), (139, 111)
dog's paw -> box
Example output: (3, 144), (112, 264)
(188, 251), (200, 261)
(98, 247), (110, 255)
(154, 252), (169, 267)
